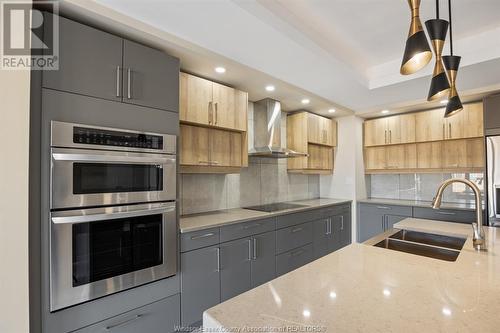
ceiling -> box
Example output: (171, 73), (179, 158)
(62, 0), (500, 118)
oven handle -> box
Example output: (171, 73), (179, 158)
(51, 205), (176, 225)
(52, 152), (175, 165)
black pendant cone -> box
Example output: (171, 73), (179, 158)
(443, 55), (463, 117)
(400, 0), (432, 75)
(425, 19), (450, 101)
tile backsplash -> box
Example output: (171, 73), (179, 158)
(180, 158), (319, 215)
(367, 173), (484, 204)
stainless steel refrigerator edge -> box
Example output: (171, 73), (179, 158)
(485, 136), (500, 226)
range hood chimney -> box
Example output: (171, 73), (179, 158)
(248, 98), (308, 158)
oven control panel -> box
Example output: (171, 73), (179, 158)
(73, 126), (164, 149)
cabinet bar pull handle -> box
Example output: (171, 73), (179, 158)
(382, 217), (385, 230)
(191, 232), (215, 240)
(248, 239), (252, 260)
(376, 206), (391, 210)
(385, 130), (387, 144)
(253, 238), (257, 259)
(215, 102), (218, 124)
(443, 123), (445, 139)
(291, 227), (303, 233)
(290, 249), (306, 257)
(341, 216), (344, 230)
(325, 219), (329, 235)
(243, 223), (263, 230)
(438, 211), (456, 215)
(115, 66), (121, 97)
(389, 130), (392, 143)
(208, 102), (213, 124)
(210, 161), (220, 165)
(449, 123), (452, 138)
(105, 314), (142, 330)
(127, 68), (132, 99)
(216, 247), (220, 272)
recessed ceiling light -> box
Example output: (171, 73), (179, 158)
(265, 85), (275, 92)
(328, 108), (336, 113)
(301, 99), (310, 105)
(381, 109), (390, 114)
(440, 99), (449, 104)
(214, 66), (226, 73)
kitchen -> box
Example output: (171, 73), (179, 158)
(2, 0), (500, 332)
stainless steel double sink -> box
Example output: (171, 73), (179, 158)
(374, 230), (466, 262)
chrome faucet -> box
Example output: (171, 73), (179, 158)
(432, 178), (487, 251)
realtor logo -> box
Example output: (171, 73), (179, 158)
(1, 0), (59, 70)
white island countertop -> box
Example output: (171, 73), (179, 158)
(203, 218), (500, 332)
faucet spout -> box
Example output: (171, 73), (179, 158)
(432, 178), (487, 251)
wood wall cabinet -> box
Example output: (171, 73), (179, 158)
(179, 73), (249, 173)
(364, 102), (484, 173)
(287, 112), (337, 174)
(180, 125), (246, 173)
(180, 72), (247, 131)
(364, 113), (415, 146)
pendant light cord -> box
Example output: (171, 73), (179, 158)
(448, 0), (453, 55)
(436, 0), (440, 19)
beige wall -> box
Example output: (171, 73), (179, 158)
(0, 68), (31, 332)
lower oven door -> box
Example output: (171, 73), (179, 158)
(50, 202), (177, 312)
(51, 147), (176, 209)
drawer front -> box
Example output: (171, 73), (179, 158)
(220, 217), (276, 242)
(361, 203), (412, 217)
(318, 204), (351, 218)
(276, 210), (323, 229)
(74, 294), (180, 333)
(181, 227), (220, 252)
(276, 244), (313, 276)
(413, 207), (476, 223)
(276, 222), (313, 254)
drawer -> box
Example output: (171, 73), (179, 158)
(413, 207), (476, 224)
(276, 221), (313, 254)
(276, 209), (324, 229)
(180, 227), (220, 252)
(318, 204), (351, 218)
(276, 244), (313, 276)
(74, 294), (180, 333)
(360, 203), (412, 217)
(220, 217), (276, 242)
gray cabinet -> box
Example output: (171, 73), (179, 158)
(250, 231), (276, 287)
(43, 13), (179, 112)
(43, 14), (123, 102)
(74, 294), (180, 333)
(313, 205), (352, 259)
(339, 210), (352, 248)
(180, 227), (219, 252)
(312, 217), (332, 259)
(220, 238), (252, 302)
(276, 222), (313, 254)
(413, 207), (476, 224)
(276, 244), (314, 276)
(180, 245), (220, 326)
(358, 204), (412, 242)
(122, 40), (179, 112)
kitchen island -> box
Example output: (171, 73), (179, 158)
(203, 218), (500, 332)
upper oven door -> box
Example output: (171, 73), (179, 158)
(51, 147), (176, 209)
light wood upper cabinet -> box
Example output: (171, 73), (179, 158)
(308, 144), (333, 170)
(415, 109), (445, 142)
(180, 124), (243, 170)
(180, 72), (247, 131)
(364, 118), (388, 146)
(307, 113), (336, 147)
(446, 110), (464, 139)
(463, 102), (484, 138)
(364, 146), (387, 170)
(466, 138), (485, 168)
(442, 140), (467, 168)
(365, 144), (416, 171)
(180, 73), (212, 125)
(416, 142), (443, 169)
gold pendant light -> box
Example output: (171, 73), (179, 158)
(443, 0), (463, 117)
(400, 0), (432, 75)
(425, 0), (450, 101)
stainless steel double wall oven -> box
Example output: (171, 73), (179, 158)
(49, 121), (177, 311)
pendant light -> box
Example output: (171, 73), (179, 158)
(425, 0), (450, 101)
(442, 0), (463, 117)
(400, 0), (432, 75)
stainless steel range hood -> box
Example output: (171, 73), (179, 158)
(248, 98), (308, 158)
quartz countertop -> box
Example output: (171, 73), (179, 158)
(358, 197), (479, 211)
(179, 198), (351, 233)
(204, 218), (500, 332)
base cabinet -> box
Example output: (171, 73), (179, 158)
(276, 244), (314, 276)
(251, 231), (277, 287)
(74, 294), (180, 333)
(220, 238), (252, 302)
(180, 245), (220, 327)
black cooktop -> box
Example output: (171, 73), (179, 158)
(243, 202), (307, 213)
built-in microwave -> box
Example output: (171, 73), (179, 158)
(50, 121), (176, 209)
(50, 202), (177, 311)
